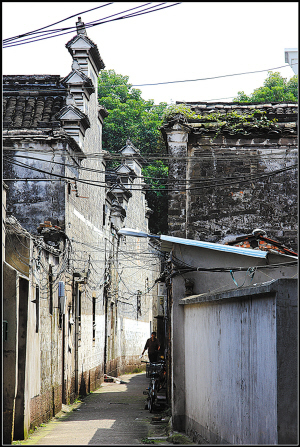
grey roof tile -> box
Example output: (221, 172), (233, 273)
(3, 75), (67, 129)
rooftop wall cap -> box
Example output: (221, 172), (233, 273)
(179, 278), (297, 306)
(119, 138), (141, 155)
(65, 26), (105, 72)
(56, 104), (90, 125)
(61, 69), (95, 91)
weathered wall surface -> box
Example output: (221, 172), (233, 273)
(2, 21), (161, 442)
(107, 156), (160, 374)
(163, 122), (189, 238)
(180, 279), (297, 445)
(275, 278), (298, 444)
(187, 134), (297, 249)
(3, 140), (67, 234)
(117, 318), (151, 372)
(161, 103), (298, 252)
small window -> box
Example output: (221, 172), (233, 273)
(3, 321), (8, 342)
(35, 286), (40, 333)
(103, 204), (106, 226)
(78, 290), (82, 325)
(78, 289), (82, 342)
(49, 267), (53, 315)
(137, 291), (142, 319)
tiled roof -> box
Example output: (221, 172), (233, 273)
(3, 75), (67, 129)
(178, 101), (298, 118)
(225, 232), (298, 257)
(164, 101), (298, 136)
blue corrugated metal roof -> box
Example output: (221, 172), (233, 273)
(160, 235), (268, 258)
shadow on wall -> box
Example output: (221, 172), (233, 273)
(79, 372), (87, 397)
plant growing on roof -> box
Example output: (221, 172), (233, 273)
(161, 103), (199, 122)
(163, 104), (278, 136)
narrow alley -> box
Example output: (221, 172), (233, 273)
(12, 372), (191, 446)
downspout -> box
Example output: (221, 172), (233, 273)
(104, 286), (108, 375)
(62, 310), (65, 404)
(74, 283), (79, 396)
(103, 237), (108, 375)
(166, 265), (173, 407)
(49, 264), (55, 415)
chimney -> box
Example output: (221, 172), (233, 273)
(76, 17), (87, 36)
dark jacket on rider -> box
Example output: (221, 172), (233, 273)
(144, 337), (160, 355)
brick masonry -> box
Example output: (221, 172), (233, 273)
(161, 103), (298, 251)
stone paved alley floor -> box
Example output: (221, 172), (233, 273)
(12, 372), (195, 446)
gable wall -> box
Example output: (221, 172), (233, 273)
(164, 108), (298, 252)
(186, 133), (297, 250)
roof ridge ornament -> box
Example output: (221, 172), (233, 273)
(72, 60), (80, 71)
(76, 17), (87, 36)
(66, 93), (75, 106)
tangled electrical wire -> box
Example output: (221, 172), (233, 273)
(3, 3), (181, 48)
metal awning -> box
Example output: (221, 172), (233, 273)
(160, 235), (268, 258)
(117, 228), (285, 259)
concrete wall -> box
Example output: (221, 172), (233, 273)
(3, 263), (20, 444)
(169, 242), (298, 443)
(180, 279), (297, 444)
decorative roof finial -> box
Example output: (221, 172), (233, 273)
(72, 60), (80, 71)
(76, 17), (87, 35)
(66, 94), (75, 106)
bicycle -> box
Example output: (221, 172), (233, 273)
(142, 358), (166, 412)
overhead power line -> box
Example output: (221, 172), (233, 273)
(3, 156), (297, 192)
(3, 2), (153, 47)
(130, 63), (298, 87)
(3, 3), (113, 43)
(3, 153), (298, 183)
(97, 63), (298, 89)
(3, 3), (181, 48)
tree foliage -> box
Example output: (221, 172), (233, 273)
(234, 71), (298, 103)
(98, 70), (167, 155)
(98, 69), (168, 234)
(142, 161), (169, 234)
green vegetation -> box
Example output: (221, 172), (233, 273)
(97, 70), (296, 234)
(234, 71), (298, 103)
(161, 103), (198, 121)
(98, 70), (168, 234)
(141, 438), (155, 444)
(98, 69), (167, 155)
(142, 160), (168, 234)
(131, 367), (143, 373)
(162, 104), (278, 137)
(167, 433), (194, 444)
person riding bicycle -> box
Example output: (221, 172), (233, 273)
(142, 331), (160, 363)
